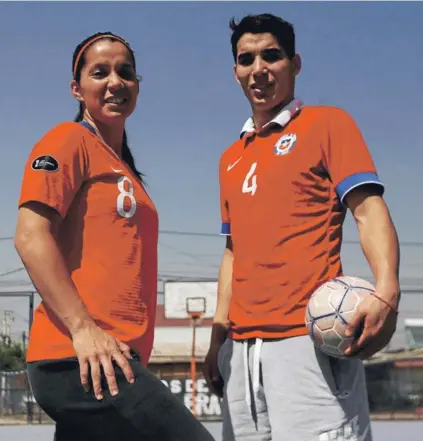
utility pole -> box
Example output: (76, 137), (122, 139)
(22, 331), (27, 352)
(1, 310), (15, 346)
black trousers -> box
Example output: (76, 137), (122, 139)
(27, 354), (216, 441)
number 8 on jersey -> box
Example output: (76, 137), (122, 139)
(117, 176), (136, 218)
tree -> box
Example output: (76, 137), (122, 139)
(0, 340), (26, 371)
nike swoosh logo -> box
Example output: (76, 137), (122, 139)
(227, 157), (241, 171)
(111, 167), (123, 173)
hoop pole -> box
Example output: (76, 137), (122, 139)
(191, 316), (196, 417)
(27, 292), (35, 424)
(189, 312), (203, 417)
(29, 292), (35, 330)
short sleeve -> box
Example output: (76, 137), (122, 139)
(322, 108), (384, 203)
(219, 157), (231, 236)
(18, 122), (88, 218)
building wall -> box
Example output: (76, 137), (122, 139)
(149, 362), (221, 421)
(149, 290), (423, 420)
(388, 290), (423, 349)
(148, 357), (423, 420)
(152, 291), (423, 360)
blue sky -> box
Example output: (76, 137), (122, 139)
(0, 1), (422, 287)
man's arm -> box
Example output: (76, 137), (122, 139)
(203, 236), (233, 397)
(344, 186), (400, 358)
(210, 235), (234, 345)
(346, 187), (400, 304)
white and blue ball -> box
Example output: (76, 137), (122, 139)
(305, 276), (375, 358)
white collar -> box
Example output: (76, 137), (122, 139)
(240, 98), (304, 138)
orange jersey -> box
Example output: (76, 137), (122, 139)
(219, 100), (384, 341)
(19, 121), (159, 364)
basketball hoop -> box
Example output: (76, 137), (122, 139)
(186, 297), (206, 322)
(162, 281), (217, 417)
(163, 280), (216, 320)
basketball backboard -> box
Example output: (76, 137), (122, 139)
(163, 281), (217, 319)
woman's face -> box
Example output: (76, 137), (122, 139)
(71, 39), (139, 124)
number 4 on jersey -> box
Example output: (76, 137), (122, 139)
(242, 162), (257, 195)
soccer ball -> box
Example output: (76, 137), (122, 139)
(305, 276), (375, 358)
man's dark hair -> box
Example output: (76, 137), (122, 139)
(229, 14), (296, 62)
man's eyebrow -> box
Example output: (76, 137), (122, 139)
(262, 48), (283, 54)
(238, 47), (283, 56)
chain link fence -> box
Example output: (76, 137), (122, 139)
(1, 359), (423, 425)
(0, 369), (49, 424)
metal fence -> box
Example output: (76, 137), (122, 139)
(0, 369), (48, 424)
(366, 357), (423, 417)
(1, 361), (423, 425)
(367, 379), (423, 416)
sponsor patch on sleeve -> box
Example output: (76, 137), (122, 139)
(31, 155), (59, 172)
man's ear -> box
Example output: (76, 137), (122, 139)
(233, 64), (241, 86)
(291, 54), (302, 77)
(136, 75), (142, 96)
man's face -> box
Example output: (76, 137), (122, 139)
(234, 32), (300, 115)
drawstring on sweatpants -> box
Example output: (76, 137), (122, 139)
(243, 338), (263, 417)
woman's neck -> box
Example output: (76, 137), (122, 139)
(82, 115), (124, 156)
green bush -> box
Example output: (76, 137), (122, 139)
(0, 339), (26, 371)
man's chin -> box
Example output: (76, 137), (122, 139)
(250, 98), (277, 113)
(250, 95), (293, 115)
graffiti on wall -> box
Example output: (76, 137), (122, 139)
(161, 377), (221, 419)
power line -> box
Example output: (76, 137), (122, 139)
(0, 232), (220, 241)
(159, 230), (220, 238)
(1, 230), (423, 247)
(159, 241), (219, 269)
(0, 268), (25, 277)
(1, 267), (423, 287)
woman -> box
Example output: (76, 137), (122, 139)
(14, 32), (215, 441)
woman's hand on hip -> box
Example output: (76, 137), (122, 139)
(71, 323), (135, 400)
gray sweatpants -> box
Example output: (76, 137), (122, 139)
(218, 335), (372, 441)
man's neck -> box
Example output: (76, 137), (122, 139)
(252, 97), (295, 131)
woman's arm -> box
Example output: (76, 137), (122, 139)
(15, 202), (94, 333)
(15, 202), (134, 399)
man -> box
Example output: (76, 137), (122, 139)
(203, 13), (400, 441)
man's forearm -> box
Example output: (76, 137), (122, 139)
(210, 245), (234, 345)
(214, 248), (233, 324)
(355, 196), (400, 304)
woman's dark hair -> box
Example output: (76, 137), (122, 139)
(72, 32), (144, 183)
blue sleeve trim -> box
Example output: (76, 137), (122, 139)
(337, 172), (384, 203)
(220, 222), (231, 236)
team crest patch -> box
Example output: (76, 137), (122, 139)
(31, 155), (59, 172)
(274, 133), (297, 156)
